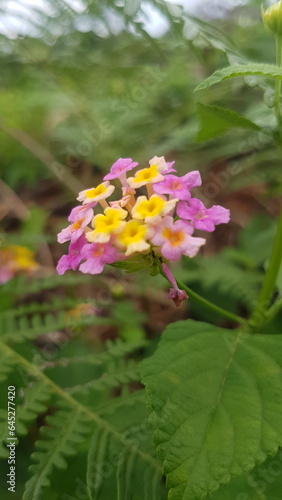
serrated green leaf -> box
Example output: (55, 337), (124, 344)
(194, 64), (282, 92)
(195, 103), (261, 141)
(141, 320), (282, 500)
(211, 449), (282, 499)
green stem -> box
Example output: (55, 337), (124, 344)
(248, 209), (282, 331)
(161, 270), (246, 325)
(275, 35), (282, 125)
(264, 296), (282, 327)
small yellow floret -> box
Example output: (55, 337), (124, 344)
(78, 182), (115, 204)
(117, 220), (150, 256)
(128, 164), (164, 187)
(94, 207), (127, 233)
(87, 207), (127, 243)
(133, 195), (165, 219)
(85, 184), (106, 199)
(118, 220), (146, 245)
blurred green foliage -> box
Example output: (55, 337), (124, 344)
(1, 1), (282, 499)
(0, 0), (281, 197)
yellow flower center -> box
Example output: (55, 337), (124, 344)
(72, 220), (83, 230)
(118, 221), (147, 245)
(135, 195), (165, 218)
(85, 184), (106, 199)
(162, 228), (185, 246)
(94, 208), (127, 234)
(132, 165), (158, 184)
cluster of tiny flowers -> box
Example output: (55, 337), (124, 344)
(57, 157), (230, 305)
(0, 245), (38, 284)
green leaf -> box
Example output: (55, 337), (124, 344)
(194, 64), (282, 92)
(111, 254), (154, 273)
(23, 408), (91, 500)
(185, 15), (244, 65)
(211, 449), (282, 499)
(195, 103), (261, 141)
(141, 320), (282, 500)
(124, 0), (142, 17)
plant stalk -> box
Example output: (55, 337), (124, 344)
(248, 208), (282, 331)
(275, 35), (282, 125)
(161, 270), (246, 325)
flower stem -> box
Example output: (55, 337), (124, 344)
(161, 271), (246, 325)
(275, 36), (282, 125)
(248, 209), (282, 331)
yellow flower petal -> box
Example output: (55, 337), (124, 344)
(127, 165), (164, 188)
(77, 182), (115, 204)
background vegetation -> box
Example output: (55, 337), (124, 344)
(0, 0), (282, 499)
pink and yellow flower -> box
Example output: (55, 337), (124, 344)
(57, 155), (230, 306)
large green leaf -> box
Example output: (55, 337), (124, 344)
(141, 320), (282, 500)
(194, 64), (282, 92)
(211, 449), (282, 499)
(195, 103), (261, 141)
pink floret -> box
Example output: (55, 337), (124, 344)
(153, 171), (202, 201)
(103, 158), (138, 181)
(79, 242), (120, 275)
(177, 198), (230, 232)
(56, 235), (87, 275)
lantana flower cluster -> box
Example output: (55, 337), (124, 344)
(57, 157), (230, 305)
(0, 245), (38, 284)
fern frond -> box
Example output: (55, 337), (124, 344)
(181, 254), (262, 311)
(95, 389), (146, 416)
(0, 347), (18, 382)
(0, 273), (96, 298)
(16, 381), (53, 436)
(0, 339), (164, 500)
(0, 300), (113, 343)
(23, 408), (91, 500)
(67, 362), (140, 395)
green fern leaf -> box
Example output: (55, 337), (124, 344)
(141, 320), (282, 500)
(23, 408), (91, 500)
(0, 300), (112, 343)
(68, 363), (141, 396)
(86, 399), (164, 500)
(16, 381), (53, 436)
(0, 337), (164, 499)
(0, 347), (18, 382)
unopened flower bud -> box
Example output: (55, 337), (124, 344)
(262, 1), (282, 38)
